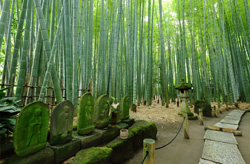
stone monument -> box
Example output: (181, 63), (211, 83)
(77, 92), (95, 135)
(50, 100), (74, 145)
(94, 95), (110, 129)
(13, 101), (49, 157)
(120, 96), (135, 126)
(121, 96), (129, 120)
(175, 79), (197, 120)
(49, 100), (80, 164)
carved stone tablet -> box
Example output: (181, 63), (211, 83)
(94, 95), (110, 129)
(77, 92), (95, 135)
(120, 96), (129, 120)
(50, 100), (74, 145)
(14, 101), (49, 157)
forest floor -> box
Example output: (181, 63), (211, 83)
(123, 101), (250, 164)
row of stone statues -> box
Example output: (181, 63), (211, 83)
(13, 93), (130, 157)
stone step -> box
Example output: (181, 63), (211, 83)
(202, 140), (245, 164)
(224, 115), (242, 120)
(214, 122), (238, 130)
(220, 118), (240, 125)
(204, 130), (238, 145)
(199, 158), (216, 164)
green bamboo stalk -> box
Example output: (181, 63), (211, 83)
(33, 0), (63, 103)
(15, 0), (33, 101)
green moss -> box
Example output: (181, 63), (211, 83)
(73, 147), (112, 164)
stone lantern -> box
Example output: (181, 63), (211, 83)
(175, 79), (197, 120)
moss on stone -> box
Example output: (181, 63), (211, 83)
(72, 147), (112, 164)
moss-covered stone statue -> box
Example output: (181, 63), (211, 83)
(94, 95), (110, 129)
(77, 92), (95, 135)
(50, 100), (74, 145)
(121, 96), (129, 120)
(175, 79), (197, 120)
(14, 101), (49, 157)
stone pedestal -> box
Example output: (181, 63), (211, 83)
(98, 127), (120, 143)
(5, 147), (54, 164)
(116, 123), (129, 130)
(121, 118), (135, 127)
(72, 147), (112, 164)
(73, 131), (102, 149)
(48, 139), (80, 164)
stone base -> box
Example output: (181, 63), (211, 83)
(178, 111), (198, 120)
(5, 147), (54, 164)
(73, 131), (102, 149)
(116, 123), (129, 130)
(106, 135), (134, 164)
(98, 127), (120, 143)
(0, 142), (14, 160)
(48, 139), (81, 164)
(128, 120), (157, 150)
(72, 147), (112, 164)
(121, 118), (135, 127)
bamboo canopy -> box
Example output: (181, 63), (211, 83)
(0, 0), (249, 110)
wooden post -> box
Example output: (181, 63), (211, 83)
(199, 108), (204, 125)
(143, 138), (155, 164)
(213, 106), (218, 117)
(183, 114), (190, 139)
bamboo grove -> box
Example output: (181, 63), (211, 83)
(0, 0), (250, 112)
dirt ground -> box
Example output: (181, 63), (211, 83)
(123, 100), (250, 164)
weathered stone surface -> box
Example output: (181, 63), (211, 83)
(99, 127), (120, 143)
(129, 120), (157, 150)
(14, 101), (49, 157)
(106, 136), (134, 164)
(220, 118), (240, 125)
(72, 147), (112, 164)
(115, 105), (123, 124)
(0, 142), (14, 159)
(116, 123), (129, 130)
(94, 95), (110, 129)
(199, 158), (216, 164)
(5, 147), (54, 164)
(225, 115), (242, 120)
(77, 93), (95, 135)
(48, 139), (81, 164)
(73, 131), (102, 149)
(204, 130), (238, 145)
(232, 110), (245, 114)
(194, 100), (212, 117)
(121, 118), (135, 127)
(50, 100), (74, 145)
(214, 122), (238, 130)
(120, 96), (130, 120)
(202, 140), (245, 164)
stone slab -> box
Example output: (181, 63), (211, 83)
(232, 110), (245, 114)
(121, 118), (135, 127)
(225, 115), (242, 120)
(202, 140), (245, 164)
(106, 136), (134, 164)
(214, 122), (238, 130)
(72, 147), (112, 164)
(220, 118), (240, 125)
(116, 123), (129, 130)
(228, 111), (245, 117)
(48, 139), (81, 164)
(5, 147), (54, 164)
(199, 158), (216, 164)
(73, 130), (102, 149)
(204, 130), (238, 145)
(98, 127), (120, 143)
